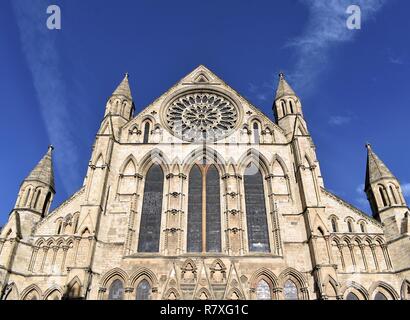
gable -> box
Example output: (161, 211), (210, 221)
(121, 65), (287, 144)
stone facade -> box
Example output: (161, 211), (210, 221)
(1, 66), (409, 300)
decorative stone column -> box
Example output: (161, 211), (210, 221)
(359, 244), (368, 271)
(370, 244), (379, 271)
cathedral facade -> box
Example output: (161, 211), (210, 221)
(1, 66), (409, 300)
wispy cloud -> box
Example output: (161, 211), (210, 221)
(402, 183), (410, 197)
(12, 1), (80, 192)
(328, 115), (351, 126)
(287, 0), (387, 93)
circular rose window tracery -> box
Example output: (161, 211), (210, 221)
(165, 92), (239, 141)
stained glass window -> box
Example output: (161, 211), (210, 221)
(244, 163), (270, 253)
(256, 280), (271, 300)
(346, 292), (359, 300)
(136, 280), (151, 300)
(187, 165), (203, 252)
(206, 165), (221, 252)
(138, 164), (163, 253)
(108, 279), (124, 300)
(284, 280), (298, 300)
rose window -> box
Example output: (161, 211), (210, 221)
(166, 92), (238, 141)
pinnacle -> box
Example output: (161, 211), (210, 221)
(24, 146), (55, 191)
(112, 73), (132, 100)
(275, 72), (296, 100)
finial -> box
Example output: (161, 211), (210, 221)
(365, 143), (372, 150)
(125, 72), (129, 79)
(278, 72), (285, 80)
(48, 145), (54, 152)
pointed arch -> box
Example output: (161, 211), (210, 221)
(182, 146), (226, 176)
(163, 288), (181, 300)
(323, 275), (340, 299)
(278, 268), (309, 300)
(271, 153), (289, 175)
(65, 276), (82, 300)
(120, 155), (137, 175)
(369, 281), (399, 300)
(137, 148), (171, 176)
(250, 268), (279, 290)
(100, 268), (129, 288)
(226, 288), (244, 300)
(195, 287), (212, 300)
(21, 284), (42, 300)
(3, 282), (19, 300)
(43, 286), (63, 300)
(130, 267), (158, 289)
(237, 148), (270, 176)
(341, 281), (369, 300)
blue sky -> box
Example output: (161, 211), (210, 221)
(0, 0), (409, 226)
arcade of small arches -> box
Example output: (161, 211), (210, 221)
(4, 267), (408, 300)
(126, 113), (277, 145)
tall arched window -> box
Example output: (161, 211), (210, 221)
(187, 164), (221, 253)
(24, 187), (32, 207)
(283, 280), (298, 300)
(143, 122), (150, 144)
(346, 292), (359, 300)
(206, 165), (221, 252)
(253, 122), (260, 145)
(42, 192), (51, 217)
(289, 100), (294, 113)
(33, 190), (41, 209)
(256, 280), (271, 300)
(244, 163), (270, 253)
(379, 186), (388, 207)
(347, 220), (353, 233)
(108, 279), (124, 300)
(331, 218), (338, 233)
(136, 280), (151, 300)
(389, 185), (398, 204)
(138, 164), (163, 253)
(360, 222), (366, 233)
(187, 165), (203, 253)
(280, 100), (286, 117)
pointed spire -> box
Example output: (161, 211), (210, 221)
(112, 73), (132, 100)
(365, 144), (396, 190)
(25, 145), (55, 191)
(275, 72), (297, 100)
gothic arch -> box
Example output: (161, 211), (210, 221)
(278, 268), (309, 300)
(65, 276), (82, 300)
(100, 268), (129, 288)
(163, 288), (181, 300)
(195, 287), (212, 300)
(119, 155), (138, 174)
(21, 284), (42, 300)
(226, 288), (244, 300)
(237, 148), (270, 175)
(270, 154), (289, 175)
(323, 275), (340, 299)
(137, 148), (171, 176)
(369, 281), (399, 300)
(341, 281), (369, 300)
(43, 286), (63, 300)
(3, 282), (19, 300)
(182, 147), (227, 175)
(130, 267), (158, 289)
(250, 268), (279, 290)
